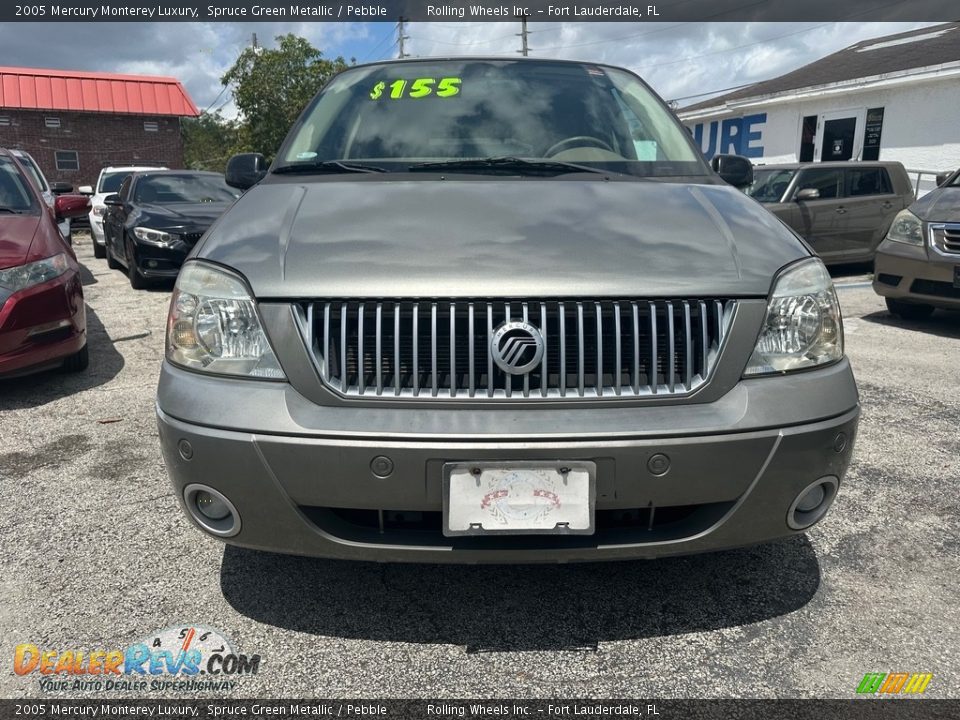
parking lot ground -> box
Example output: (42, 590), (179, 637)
(1, 232), (958, 699)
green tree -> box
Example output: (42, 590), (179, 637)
(182, 111), (243, 173)
(221, 34), (352, 157)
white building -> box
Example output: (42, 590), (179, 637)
(678, 23), (960, 194)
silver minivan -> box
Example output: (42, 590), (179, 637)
(157, 58), (859, 563)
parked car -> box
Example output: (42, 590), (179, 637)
(0, 149), (90, 377)
(157, 58), (859, 563)
(9, 149), (72, 241)
(745, 161), (914, 265)
(101, 170), (238, 289)
(80, 165), (166, 259)
(873, 167), (960, 319)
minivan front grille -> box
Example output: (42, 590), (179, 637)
(300, 299), (735, 400)
(932, 224), (960, 255)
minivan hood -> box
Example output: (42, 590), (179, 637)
(910, 186), (960, 222)
(197, 179), (808, 298)
(0, 214), (42, 270)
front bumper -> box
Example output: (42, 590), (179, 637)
(132, 240), (189, 279)
(90, 217), (105, 245)
(157, 359), (860, 563)
(873, 239), (960, 309)
(0, 271), (86, 377)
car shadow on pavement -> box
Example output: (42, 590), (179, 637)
(0, 306), (124, 409)
(220, 536), (820, 651)
(861, 309), (960, 340)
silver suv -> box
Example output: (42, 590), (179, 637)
(157, 59), (859, 563)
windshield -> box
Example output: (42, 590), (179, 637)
(745, 168), (796, 203)
(14, 154), (48, 194)
(0, 157), (38, 212)
(99, 171), (131, 194)
(278, 60), (707, 178)
(134, 174), (239, 204)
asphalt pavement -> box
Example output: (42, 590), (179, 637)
(1, 232), (958, 699)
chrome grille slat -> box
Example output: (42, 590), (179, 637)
(577, 302), (585, 397)
(468, 303), (476, 397)
(648, 301), (658, 395)
(303, 298), (736, 400)
(449, 302), (456, 398)
(613, 302), (622, 397)
(357, 302), (365, 395)
(932, 223), (960, 255)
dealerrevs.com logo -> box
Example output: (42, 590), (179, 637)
(14, 625), (261, 693)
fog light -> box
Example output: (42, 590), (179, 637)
(195, 490), (230, 520)
(796, 484), (826, 513)
(787, 476), (839, 530)
(183, 484), (240, 537)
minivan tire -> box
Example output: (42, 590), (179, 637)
(93, 241), (106, 259)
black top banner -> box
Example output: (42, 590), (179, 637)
(4, 0), (957, 22)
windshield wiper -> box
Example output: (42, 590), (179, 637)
(407, 157), (610, 176)
(0, 208), (24, 214)
(272, 160), (387, 175)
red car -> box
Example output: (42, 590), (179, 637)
(0, 149), (91, 377)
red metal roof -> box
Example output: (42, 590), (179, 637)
(0, 66), (200, 117)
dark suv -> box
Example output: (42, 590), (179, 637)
(157, 59), (859, 563)
(746, 161), (914, 265)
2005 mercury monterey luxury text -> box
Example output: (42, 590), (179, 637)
(156, 58), (859, 563)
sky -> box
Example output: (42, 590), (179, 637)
(0, 21), (941, 116)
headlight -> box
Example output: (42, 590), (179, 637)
(134, 227), (178, 247)
(0, 253), (70, 306)
(92, 206), (106, 217)
(743, 258), (843, 376)
(885, 209), (923, 246)
(166, 262), (285, 380)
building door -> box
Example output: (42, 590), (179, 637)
(814, 110), (865, 161)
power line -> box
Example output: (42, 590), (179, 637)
(359, 25), (395, 62)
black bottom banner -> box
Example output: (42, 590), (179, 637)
(1, 700), (957, 720)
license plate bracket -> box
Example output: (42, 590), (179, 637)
(443, 461), (596, 537)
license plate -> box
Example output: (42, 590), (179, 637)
(443, 461), (595, 536)
(954, 265), (960, 289)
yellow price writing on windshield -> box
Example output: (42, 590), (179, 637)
(370, 77), (461, 100)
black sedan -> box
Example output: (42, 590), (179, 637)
(102, 170), (239, 288)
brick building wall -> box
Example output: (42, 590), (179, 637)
(0, 109), (184, 189)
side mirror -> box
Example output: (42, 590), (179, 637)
(795, 188), (820, 201)
(710, 154), (753, 188)
(935, 172), (951, 187)
(50, 182), (74, 195)
(54, 194), (90, 219)
(226, 153), (268, 190)
(103, 194), (123, 207)
(78, 185), (94, 195)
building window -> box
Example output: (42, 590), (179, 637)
(55, 150), (79, 171)
(0, 116), (10, 127)
(45, 117), (62, 129)
(144, 121), (159, 132)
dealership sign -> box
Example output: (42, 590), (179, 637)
(687, 113), (767, 160)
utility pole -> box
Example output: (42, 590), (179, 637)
(397, 17), (409, 59)
(251, 33), (258, 50)
(516, 15), (529, 56)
